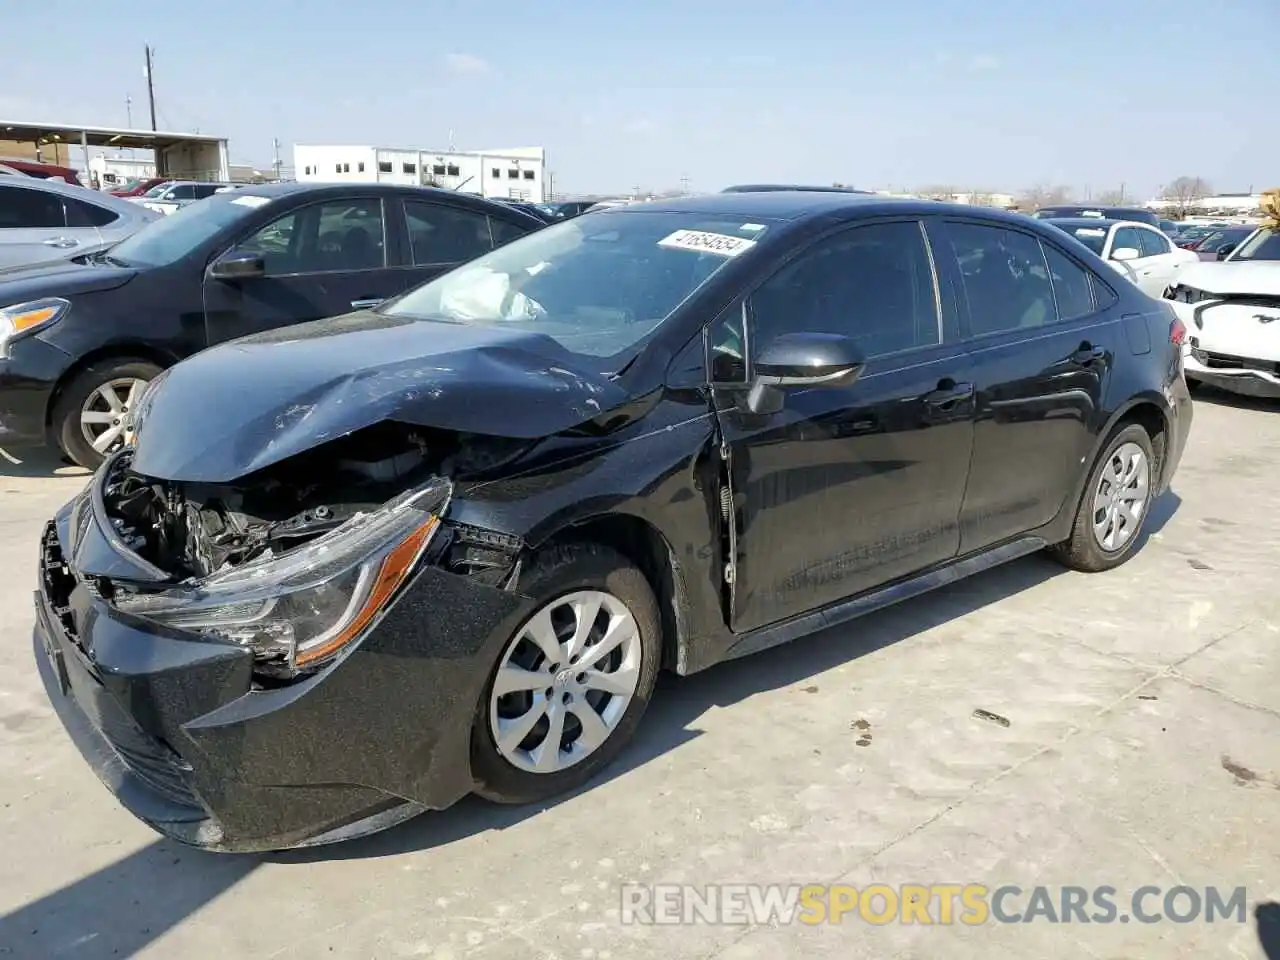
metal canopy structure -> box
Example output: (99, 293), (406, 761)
(0, 119), (230, 181)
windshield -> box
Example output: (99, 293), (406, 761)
(142, 182), (174, 197)
(383, 211), (770, 364)
(1228, 227), (1280, 262)
(1047, 221), (1108, 255)
(108, 193), (266, 268)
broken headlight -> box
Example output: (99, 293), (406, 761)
(114, 479), (451, 677)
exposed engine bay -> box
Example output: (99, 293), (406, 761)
(103, 422), (531, 581)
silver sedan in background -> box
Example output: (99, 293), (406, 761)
(0, 176), (160, 270)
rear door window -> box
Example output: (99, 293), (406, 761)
(1040, 243), (1096, 321)
(0, 185), (66, 228)
(64, 196), (119, 227)
(404, 201), (495, 264)
(945, 222), (1057, 335)
(1110, 226), (1145, 259)
(1136, 228), (1169, 258)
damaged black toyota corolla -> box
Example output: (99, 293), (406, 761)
(34, 193), (1191, 852)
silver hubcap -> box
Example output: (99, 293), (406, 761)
(1092, 441), (1149, 552)
(489, 589), (643, 774)
(80, 377), (149, 455)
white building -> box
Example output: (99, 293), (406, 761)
(87, 154), (155, 189)
(1145, 193), (1263, 215)
(293, 144), (548, 202)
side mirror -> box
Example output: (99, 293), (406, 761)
(743, 332), (865, 414)
(209, 251), (265, 281)
(1110, 247), (1140, 262)
(1216, 243), (1238, 261)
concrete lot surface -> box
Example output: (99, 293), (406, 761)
(0, 392), (1277, 959)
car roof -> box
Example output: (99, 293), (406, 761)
(721, 183), (872, 194)
(214, 181), (550, 224)
(613, 190), (995, 222)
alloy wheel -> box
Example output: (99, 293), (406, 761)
(488, 589), (643, 775)
(79, 377), (149, 455)
(1092, 441), (1150, 552)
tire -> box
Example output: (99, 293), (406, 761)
(51, 358), (163, 469)
(1049, 423), (1156, 573)
(471, 542), (662, 805)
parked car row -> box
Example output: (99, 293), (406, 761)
(24, 188), (1192, 853)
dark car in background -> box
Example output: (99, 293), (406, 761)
(31, 192), (1190, 852)
(1188, 225), (1254, 261)
(1031, 205), (1161, 227)
(0, 182), (546, 466)
(543, 200), (598, 219)
(488, 198), (558, 222)
(722, 183), (872, 194)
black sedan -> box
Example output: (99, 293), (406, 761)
(0, 182), (546, 466)
(34, 192), (1192, 851)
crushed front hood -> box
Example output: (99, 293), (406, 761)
(129, 312), (631, 482)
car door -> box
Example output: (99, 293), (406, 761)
(202, 195), (403, 345)
(397, 198), (532, 294)
(1131, 225), (1187, 296)
(935, 218), (1121, 552)
(1105, 224), (1147, 287)
(0, 182), (101, 267)
(711, 218), (975, 633)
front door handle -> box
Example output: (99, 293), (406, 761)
(42, 237), (78, 248)
(923, 379), (975, 408)
(350, 298), (383, 310)
(1070, 342), (1106, 365)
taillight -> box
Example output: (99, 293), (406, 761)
(1170, 317), (1187, 346)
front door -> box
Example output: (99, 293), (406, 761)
(933, 218), (1119, 552)
(202, 196), (407, 345)
(712, 218), (975, 634)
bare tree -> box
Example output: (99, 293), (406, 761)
(1017, 184), (1073, 211)
(1161, 177), (1213, 218)
(1094, 189), (1127, 205)
(967, 191), (995, 207)
(918, 184), (958, 201)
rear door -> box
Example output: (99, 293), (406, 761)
(0, 182), (101, 267)
(935, 218), (1122, 552)
(202, 195), (405, 344)
(1132, 225), (1188, 296)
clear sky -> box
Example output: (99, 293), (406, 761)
(3, 0), (1276, 199)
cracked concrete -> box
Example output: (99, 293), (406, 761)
(0, 389), (1277, 959)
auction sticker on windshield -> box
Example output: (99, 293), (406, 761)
(659, 230), (757, 257)
(231, 195), (273, 208)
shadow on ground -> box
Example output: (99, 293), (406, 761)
(0, 447), (89, 480)
(1259, 902), (1280, 960)
(1190, 385), (1280, 414)
(0, 492), (1184, 955)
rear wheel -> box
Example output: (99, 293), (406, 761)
(52, 358), (162, 469)
(471, 543), (661, 805)
(1049, 423), (1155, 572)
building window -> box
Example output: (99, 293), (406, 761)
(358, 161), (365, 173)
(403, 162), (417, 174)
(491, 167), (500, 179)
(432, 164), (447, 176)
(378, 161), (393, 173)
(507, 168), (519, 179)
(343, 163), (350, 173)
(522, 170), (535, 180)
(335, 163), (342, 173)
(446, 164), (460, 176)
(304, 165), (311, 175)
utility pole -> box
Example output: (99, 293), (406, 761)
(126, 95), (133, 129)
(1119, 182), (1126, 204)
(144, 45), (157, 131)
(272, 137), (282, 181)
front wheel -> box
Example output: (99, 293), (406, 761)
(471, 543), (662, 805)
(51, 358), (162, 469)
(1049, 423), (1156, 572)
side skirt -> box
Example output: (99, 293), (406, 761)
(722, 535), (1047, 662)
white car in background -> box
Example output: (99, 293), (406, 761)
(1165, 224), (1280, 398)
(1043, 216), (1199, 298)
(128, 180), (241, 215)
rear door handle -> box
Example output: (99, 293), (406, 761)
(924, 379), (975, 407)
(350, 298), (383, 310)
(1070, 343), (1106, 365)
(42, 237), (78, 248)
